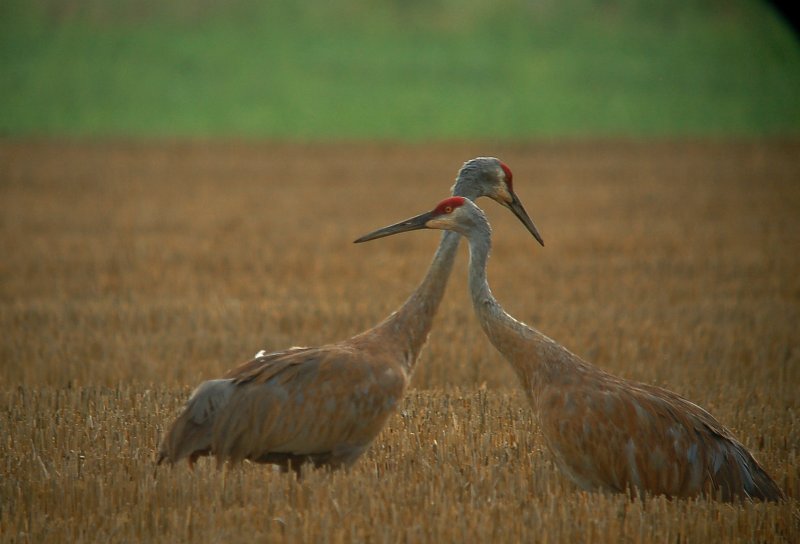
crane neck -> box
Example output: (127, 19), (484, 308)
(465, 223), (583, 398)
(359, 184), (486, 377)
(364, 230), (460, 376)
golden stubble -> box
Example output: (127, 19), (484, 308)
(1, 141), (798, 542)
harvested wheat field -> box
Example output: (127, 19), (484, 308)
(1, 140), (799, 542)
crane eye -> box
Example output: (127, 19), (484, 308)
(444, 206), (452, 213)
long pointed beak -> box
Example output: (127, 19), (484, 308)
(354, 210), (434, 243)
(508, 192), (544, 246)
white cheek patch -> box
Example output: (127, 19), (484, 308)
(497, 183), (513, 203)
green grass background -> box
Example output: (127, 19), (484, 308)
(1, 0), (799, 140)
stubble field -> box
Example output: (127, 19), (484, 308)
(1, 141), (799, 542)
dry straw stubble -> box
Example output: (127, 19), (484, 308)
(1, 141), (798, 542)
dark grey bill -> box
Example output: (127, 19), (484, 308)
(354, 211), (434, 243)
(508, 192), (544, 247)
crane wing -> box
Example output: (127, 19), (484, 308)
(160, 344), (406, 469)
(222, 346), (315, 385)
(538, 372), (783, 500)
(210, 343), (407, 467)
(632, 381), (784, 500)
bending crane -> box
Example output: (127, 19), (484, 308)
(158, 158), (543, 472)
(355, 196), (784, 501)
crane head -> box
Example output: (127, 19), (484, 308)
(354, 197), (477, 243)
(494, 162), (544, 246)
(455, 157), (544, 246)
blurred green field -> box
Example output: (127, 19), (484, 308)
(2, 0), (799, 139)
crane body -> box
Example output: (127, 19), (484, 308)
(158, 158), (543, 471)
(355, 196), (784, 501)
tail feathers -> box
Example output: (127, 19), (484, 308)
(709, 440), (784, 502)
(157, 379), (235, 467)
(745, 460), (785, 502)
(730, 443), (785, 502)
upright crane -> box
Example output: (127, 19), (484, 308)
(356, 196), (784, 501)
(158, 158), (544, 472)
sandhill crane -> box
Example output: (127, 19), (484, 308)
(157, 158), (544, 472)
(355, 196), (784, 501)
